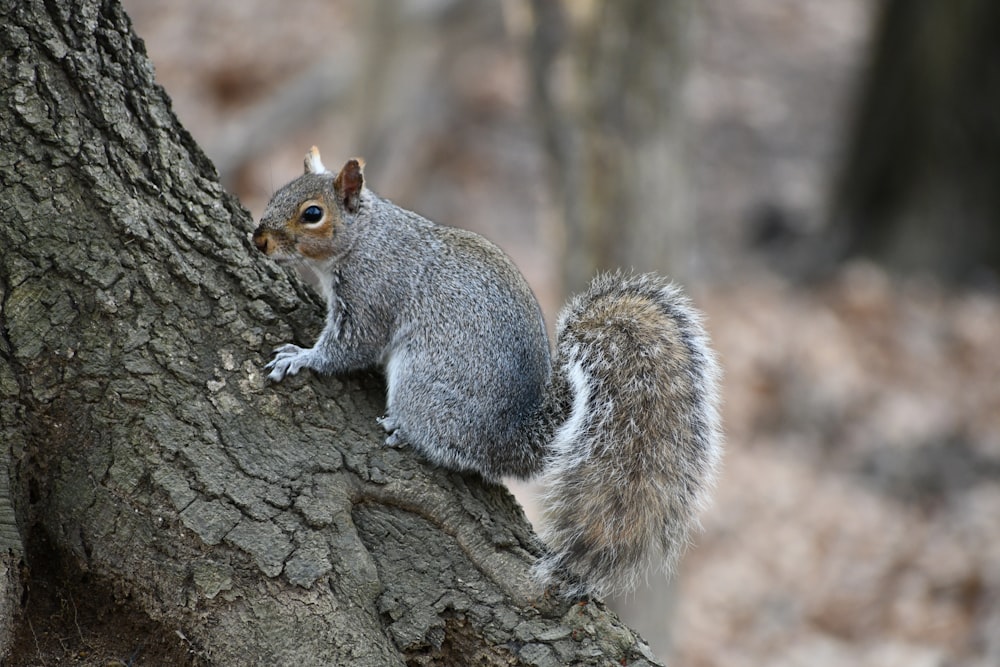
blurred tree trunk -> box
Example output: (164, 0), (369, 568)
(828, 0), (1000, 283)
(0, 1), (663, 665)
(527, 0), (694, 295)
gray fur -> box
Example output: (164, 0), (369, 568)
(257, 171), (551, 480)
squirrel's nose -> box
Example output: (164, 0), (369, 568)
(252, 228), (273, 254)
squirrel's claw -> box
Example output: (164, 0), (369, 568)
(265, 343), (311, 382)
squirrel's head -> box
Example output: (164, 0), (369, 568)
(252, 146), (366, 263)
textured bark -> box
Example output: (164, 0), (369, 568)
(0, 0), (662, 664)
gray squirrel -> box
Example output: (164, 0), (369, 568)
(251, 147), (722, 599)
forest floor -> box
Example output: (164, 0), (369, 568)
(682, 269), (1000, 666)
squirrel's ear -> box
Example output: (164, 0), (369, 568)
(304, 146), (329, 175)
(334, 158), (365, 213)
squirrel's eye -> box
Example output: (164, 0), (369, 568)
(301, 206), (324, 224)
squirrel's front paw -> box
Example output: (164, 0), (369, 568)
(265, 343), (315, 382)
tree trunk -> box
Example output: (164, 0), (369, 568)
(827, 0), (1000, 282)
(527, 0), (694, 295)
(0, 1), (662, 664)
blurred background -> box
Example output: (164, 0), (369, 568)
(122, 0), (1000, 664)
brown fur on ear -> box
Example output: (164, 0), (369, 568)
(334, 158), (365, 213)
(304, 146), (328, 175)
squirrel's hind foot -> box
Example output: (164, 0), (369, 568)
(377, 415), (406, 448)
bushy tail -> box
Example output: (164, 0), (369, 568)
(532, 272), (722, 599)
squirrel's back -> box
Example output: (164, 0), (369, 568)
(534, 272), (722, 599)
(380, 215), (553, 480)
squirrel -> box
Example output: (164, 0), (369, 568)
(251, 147), (722, 599)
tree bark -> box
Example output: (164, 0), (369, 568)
(0, 1), (662, 665)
